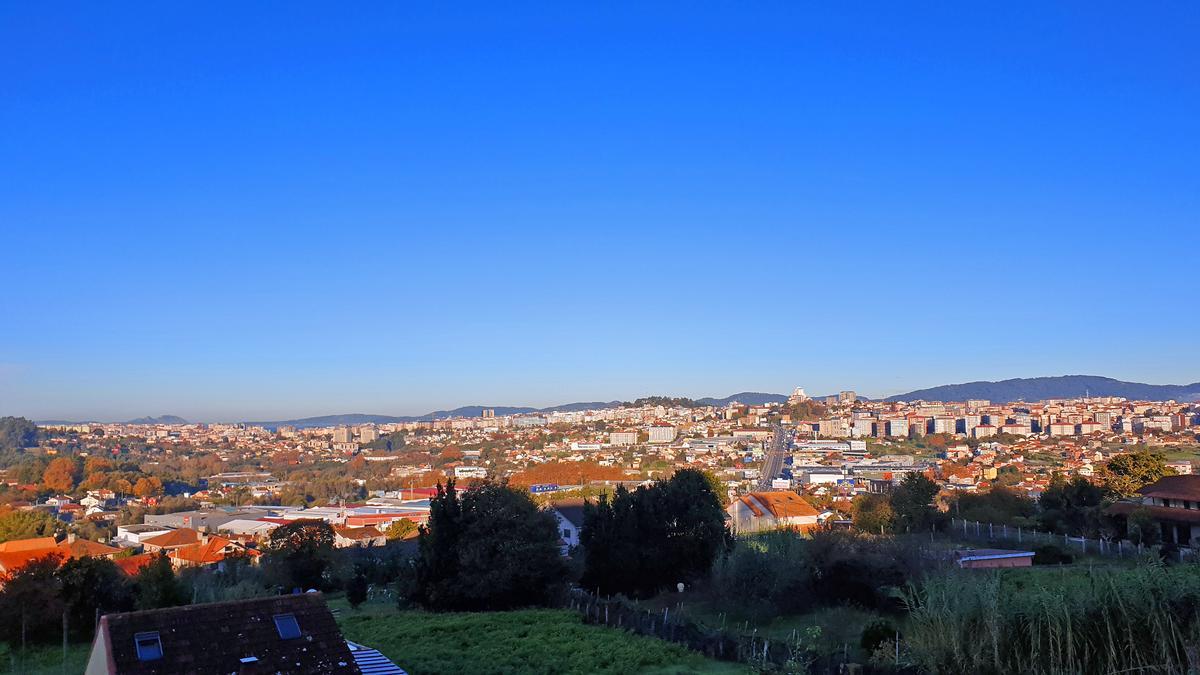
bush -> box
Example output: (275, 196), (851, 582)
(1031, 544), (1073, 565)
(860, 618), (897, 654)
(711, 528), (926, 618)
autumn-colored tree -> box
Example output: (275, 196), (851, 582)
(114, 478), (133, 496)
(852, 493), (895, 533)
(510, 461), (626, 487)
(347, 455), (367, 474)
(133, 476), (163, 498)
(42, 457), (78, 493)
(84, 456), (114, 476)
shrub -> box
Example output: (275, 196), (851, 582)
(1031, 544), (1073, 565)
(711, 528), (926, 618)
(860, 618), (897, 654)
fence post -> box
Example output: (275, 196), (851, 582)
(989, 522), (994, 538)
(1018, 527), (1022, 544)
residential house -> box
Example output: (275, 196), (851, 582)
(85, 593), (405, 674)
(332, 525), (386, 548)
(726, 492), (819, 533)
(169, 534), (257, 570)
(0, 535), (121, 575)
(1109, 475), (1200, 546)
(549, 499), (586, 552)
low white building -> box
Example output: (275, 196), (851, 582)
(727, 492), (819, 533)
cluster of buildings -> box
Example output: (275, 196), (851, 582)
(11, 389), (1197, 559)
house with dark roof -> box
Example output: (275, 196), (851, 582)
(550, 499), (586, 552)
(85, 592), (405, 674)
(1109, 475), (1200, 546)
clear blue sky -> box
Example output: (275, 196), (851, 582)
(3, 3), (1198, 422)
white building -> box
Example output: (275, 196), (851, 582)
(609, 431), (638, 446)
(648, 424), (677, 444)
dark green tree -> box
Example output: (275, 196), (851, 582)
(1038, 475), (1109, 536)
(580, 468), (729, 597)
(133, 554), (188, 610)
(890, 473), (945, 532)
(58, 556), (133, 640)
(262, 519), (336, 592)
(410, 480), (567, 611)
(346, 571), (369, 609)
(0, 416), (38, 450)
(0, 554), (65, 646)
(953, 485), (1037, 526)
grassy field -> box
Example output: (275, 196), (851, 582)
(332, 598), (747, 675)
(0, 643), (90, 675)
(639, 590), (884, 663)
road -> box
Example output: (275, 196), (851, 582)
(757, 424), (792, 490)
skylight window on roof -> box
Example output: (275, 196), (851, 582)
(135, 632), (163, 661)
(274, 613), (301, 639)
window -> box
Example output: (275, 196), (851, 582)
(134, 632), (163, 661)
(274, 613), (301, 640)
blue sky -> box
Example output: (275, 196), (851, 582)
(2, 3), (1198, 421)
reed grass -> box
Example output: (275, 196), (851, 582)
(903, 563), (1200, 674)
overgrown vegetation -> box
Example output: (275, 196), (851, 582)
(904, 563), (1200, 674)
(709, 529), (925, 619)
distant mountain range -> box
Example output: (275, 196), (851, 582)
(32, 377), (1200, 428)
(127, 415), (189, 425)
(884, 376), (1200, 404)
(245, 392), (817, 428)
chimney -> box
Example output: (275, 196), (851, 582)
(200, 533), (209, 544)
(67, 532), (77, 544)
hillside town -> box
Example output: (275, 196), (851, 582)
(1, 389), (1198, 569)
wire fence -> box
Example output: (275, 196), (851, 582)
(947, 518), (1196, 561)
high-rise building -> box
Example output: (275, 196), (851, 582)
(332, 427), (353, 444)
(648, 424), (677, 444)
(839, 391), (857, 404)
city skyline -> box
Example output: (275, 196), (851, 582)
(4, 3), (1199, 421)
(10, 374), (1200, 424)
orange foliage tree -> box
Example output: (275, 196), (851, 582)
(42, 457), (78, 493)
(510, 461), (626, 487)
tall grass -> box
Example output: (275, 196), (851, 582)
(904, 563), (1200, 674)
